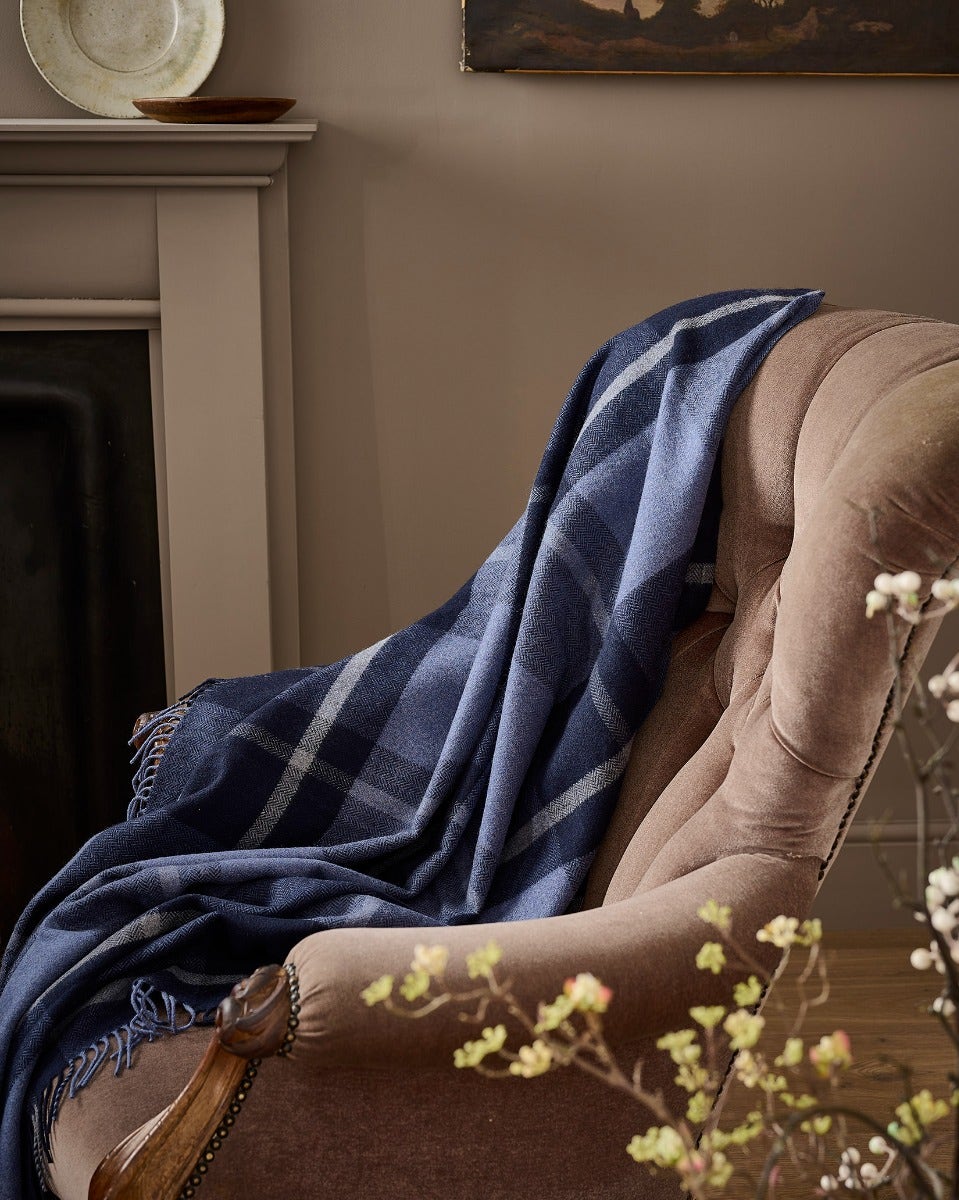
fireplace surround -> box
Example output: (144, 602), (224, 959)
(0, 118), (317, 689)
(0, 118), (317, 930)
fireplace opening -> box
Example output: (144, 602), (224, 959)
(0, 330), (167, 942)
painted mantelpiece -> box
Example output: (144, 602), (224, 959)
(0, 118), (317, 699)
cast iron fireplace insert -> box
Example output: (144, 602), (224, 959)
(0, 330), (167, 944)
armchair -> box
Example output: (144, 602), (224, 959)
(49, 303), (959, 1200)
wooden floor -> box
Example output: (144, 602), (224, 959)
(719, 930), (949, 1198)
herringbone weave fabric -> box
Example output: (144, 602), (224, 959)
(0, 288), (822, 1198)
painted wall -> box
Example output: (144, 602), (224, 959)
(3, 0), (957, 656)
(2, 0), (957, 923)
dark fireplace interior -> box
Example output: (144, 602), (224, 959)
(0, 331), (167, 944)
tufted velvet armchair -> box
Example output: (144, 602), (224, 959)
(49, 303), (959, 1200)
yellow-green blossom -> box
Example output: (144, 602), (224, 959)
(360, 974), (394, 1006)
(696, 942), (726, 974)
(657, 1029), (697, 1051)
(411, 943), (449, 978)
(775, 1037), (804, 1068)
(706, 1152), (733, 1189)
(723, 1009), (765, 1051)
(466, 940), (503, 980)
(399, 967), (431, 1002)
(508, 1039), (554, 1078)
(690, 1005), (726, 1030)
(627, 1125), (686, 1168)
(723, 1113), (764, 1147)
(800, 1113), (832, 1136)
(686, 1090), (712, 1124)
(657, 1029), (701, 1065)
(675, 1063), (710, 1094)
(697, 900), (732, 933)
(733, 975), (763, 1007)
(796, 918), (823, 946)
(453, 1024), (508, 1068)
(888, 1090), (950, 1146)
(756, 916), (800, 947)
(756, 915), (822, 948)
(535, 993), (576, 1033)
(733, 1050), (763, 1088)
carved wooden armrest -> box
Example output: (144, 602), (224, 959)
(130, 712), (160, 749)
(89, 963), (301, 1200)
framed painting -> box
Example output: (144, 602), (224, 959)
(462, 0), (959, 75)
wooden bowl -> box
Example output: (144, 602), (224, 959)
(132, 96), (296, 123)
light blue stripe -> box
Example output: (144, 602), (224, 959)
(576, 292), (799, 444)
(237, 636), (390, 849)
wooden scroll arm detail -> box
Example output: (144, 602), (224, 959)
(89, 965), (293, 1200)
(130, 712), (160, 749)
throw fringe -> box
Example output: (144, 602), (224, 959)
(127, 682), (212, 819)
(35, 980), (208, 1172)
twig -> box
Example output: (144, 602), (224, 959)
(754, 1106), (943, 1200)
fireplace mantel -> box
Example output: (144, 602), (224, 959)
(0, 118), (318, 699)
(0, 117), (315, 180)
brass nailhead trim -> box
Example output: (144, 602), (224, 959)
(695, 592), (941, 1189)
(818, 614), (921, 882)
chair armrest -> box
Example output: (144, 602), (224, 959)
(89, 966), (294, 1200)
(286, 851), (820, 1071)
(88, 850), (817, 1199)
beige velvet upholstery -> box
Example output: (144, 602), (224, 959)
(49, 305), (959, 1200)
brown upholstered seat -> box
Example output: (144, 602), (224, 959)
(50, 304), (959, 1200)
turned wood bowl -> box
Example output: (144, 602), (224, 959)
(132, 96), (296, 123)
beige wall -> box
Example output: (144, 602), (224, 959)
(2, 0), (958, 661)
(3, 1), (957, 924)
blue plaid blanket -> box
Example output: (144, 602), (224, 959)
(0, 288), (821, 1197)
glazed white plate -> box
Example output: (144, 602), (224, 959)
(21, 0), (225, 118)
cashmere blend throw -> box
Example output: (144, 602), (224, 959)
(0, 288), (823, 1197)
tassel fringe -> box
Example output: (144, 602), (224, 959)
(127, 682), (211, 819)
(35, 980), (211, 1172)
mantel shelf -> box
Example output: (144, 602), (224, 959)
(0, 118), (318, 182)
(0, 118), (317, 141)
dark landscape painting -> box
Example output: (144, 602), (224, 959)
(463, 0), (959, 74)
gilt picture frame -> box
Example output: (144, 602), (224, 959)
(462, 0), (959, 76)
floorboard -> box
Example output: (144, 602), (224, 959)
(716, 930), (950, 1198)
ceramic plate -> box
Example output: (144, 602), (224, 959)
(20, 0), (225, 118)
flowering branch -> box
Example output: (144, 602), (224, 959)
(361, 560), (959, 1197)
